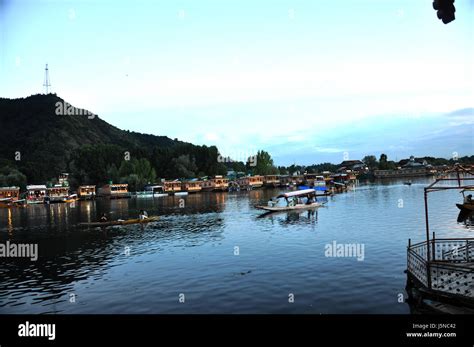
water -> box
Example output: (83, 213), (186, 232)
(0, 179), (472, 314)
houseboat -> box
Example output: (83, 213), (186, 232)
(182, 181), (202, 193)
(46, 185), (70, 203)
(135, 185), (167, 198)
(98, 183), (130, 199)
(0, 186), (20, 201)
(263, 175), (280, 188)
(200, 176), (229, 192)
(78, 185), (96, 200)
(406, 165), (474, 313)
(236, 175), (264, 190)
(278, 175), (291, 187)
(0, 187), (23, 207)
(26, 185), (47, 204)
(163, 181), (182, 195)
(304, 174), (326, 187)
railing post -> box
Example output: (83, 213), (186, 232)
(467, 239), (470, 263)
(432, 232), (436, 261)
(424, 189), (432, 289)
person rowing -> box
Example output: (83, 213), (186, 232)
(139, 210), (148, 220)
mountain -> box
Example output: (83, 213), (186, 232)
(0, 94), (227, 185)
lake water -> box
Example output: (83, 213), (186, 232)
(1, 178), (472, 314)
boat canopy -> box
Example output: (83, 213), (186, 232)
(277, 188), (316, 198)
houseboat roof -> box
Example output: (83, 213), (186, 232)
(0, 186), (20, 191)
(27, 185), (47, 190)
(79, 185), (96, 188)
(277, 189), (316, 198)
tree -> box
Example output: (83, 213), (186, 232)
(251, 150), (279, 175)
(362, 155), (378, 170)
(378, 154), (396, 170)
(0, 166), (27, 190)
(170, 155), (197, 179)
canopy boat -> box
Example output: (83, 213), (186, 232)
(256, 188), (324, 212)
(64, 194), (78, 203)
(79, 216), (159, 227)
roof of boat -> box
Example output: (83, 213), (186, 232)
(277, 188), (316, 198)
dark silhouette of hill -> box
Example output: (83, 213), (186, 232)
(0, 94), (226, 184)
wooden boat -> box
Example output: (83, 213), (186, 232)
(0, 198), (27, 208)
(79, 216), (160, 227)
(456, 203), (474, 211)
(64, 194), (78, 203)
(256, 202), (323, 212)
(457, 189), (474, 211)
(256, 188), (324, 213)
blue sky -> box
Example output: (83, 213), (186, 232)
(1, 0), (473, 165)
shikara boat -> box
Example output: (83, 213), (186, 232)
(79, 216), (159, 227)
(64, 194), (78, 203)
(256, 202), (323, 212)
(255, 188), (324, 213)
(457, 188), (474, 211)
(456, 203), (474, 211)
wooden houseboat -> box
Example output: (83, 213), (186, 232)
(78, 185), (96, 200)
(26, 185), (47, 204)
(98, 183), (130, 199)
(263, 175), (280, 187)
(0, 186), (20, 201)
(406, 166), (474, 313)
(163, 181), (182, 195)
(200, 176), (229, 192)
(182, 181), (202, 193)
(0, 187), (23, 207)
(278, 175), (292, 187)
(46, 185), (70, 203)
(136, 185), (167, 198)
(237, 175), (264, 190)
(304, 174), (326, 187)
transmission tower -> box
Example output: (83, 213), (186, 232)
(43, 63), (51, 94)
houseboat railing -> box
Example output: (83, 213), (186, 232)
(407, 237), (474, 299)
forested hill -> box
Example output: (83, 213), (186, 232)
(0, 94), (228, 188)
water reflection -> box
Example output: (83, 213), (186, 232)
(0, 196), (227, 313)
(0, 178), (472, 314)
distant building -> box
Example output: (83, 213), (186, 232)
(374, 156), (431, 178)
(338, 160), (367, 172)
(398, 156), (427, 168)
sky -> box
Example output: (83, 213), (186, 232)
(1, 0), (473, 165)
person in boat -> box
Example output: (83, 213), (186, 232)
(100, 213), (108, 222)
(268, 197), (278, 207)
(306, 194), (315, 205)
(139, 210), (149, 220)
(465, 194), (473, 204)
